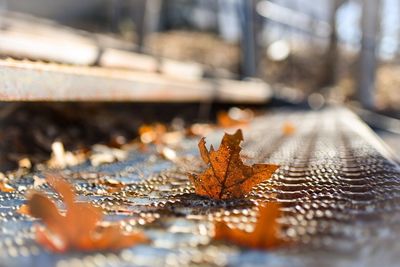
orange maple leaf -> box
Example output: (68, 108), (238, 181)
(214, 202), (285, 249)
(26, 175), (149, 252)
(188, 129), (279, 199)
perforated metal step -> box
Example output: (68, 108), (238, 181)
(0, 107), (399, 267)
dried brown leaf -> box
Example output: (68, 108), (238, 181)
(214, 202), (285, 249)
(26, 175), (149, 252)
(189, 129), (279, 199)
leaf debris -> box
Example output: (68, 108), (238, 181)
(26, 175), (149, 252)
(0, 181), (14, 192)
(217, 108), (254, 128)
(282, 122), (296, 135)
(214, 202), (285, 249)
(189, 129), (279, 199)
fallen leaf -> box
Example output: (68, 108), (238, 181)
(17, 204), (30, 215)
(217, 108), (253, 128)
(282, 122), (296, 135)
(26, 175), (149, 252)
(214, 202), (285, 249)
(139, 123), (183, 146)
(188, 129), (279, 199)
(0, 181), (15, 192)
(98, 177), (125, 193)
(90, 145), (127, 167)
(139, 123), (167, 145)
(47, 142), (87, 169)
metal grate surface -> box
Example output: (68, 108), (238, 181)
(0, 108), (399, 267)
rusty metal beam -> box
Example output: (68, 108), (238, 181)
(0, 59), (272, 103)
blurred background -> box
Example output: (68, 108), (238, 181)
(0, 0), (399, 168)
(1, 0), (399, 112)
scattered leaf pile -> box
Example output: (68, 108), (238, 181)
(26, 175), (149, 252)
(189, 129), (279, 199)
(214, 202), (285, 249)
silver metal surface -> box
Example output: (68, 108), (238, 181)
(0, 108), (399, 267)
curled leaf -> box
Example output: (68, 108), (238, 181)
(26, 175), (149, 252)
(189, 129), (279, 199)
(214, 202), (285, 249)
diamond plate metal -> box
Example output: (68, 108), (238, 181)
(0, 108), (399, 267)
